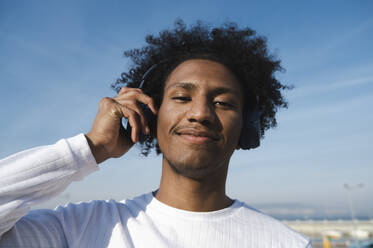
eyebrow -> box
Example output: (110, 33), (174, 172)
(165, 82), (241, 96)
(165, 82), (196, 91)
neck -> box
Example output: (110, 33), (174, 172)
(155, 157), (233, 212)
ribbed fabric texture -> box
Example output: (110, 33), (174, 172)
(0, 134), (312, 247)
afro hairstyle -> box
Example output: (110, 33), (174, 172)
(112, 19), (291, 156)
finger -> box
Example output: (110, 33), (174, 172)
(118, 86), (142, 96)
(134, 93), (158, 115)
(114, 97), (149, 134)
(118, 104), (142, 143)
(117, 88), (158, 115)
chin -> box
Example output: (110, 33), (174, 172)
(164, 152), (228, 180)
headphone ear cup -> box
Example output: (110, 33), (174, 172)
(239, 109), (261, 149)
(122, 64), (159, 143)
(138, 104), (156, 142)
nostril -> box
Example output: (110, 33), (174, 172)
(187, 117), (198, 123)
(201, 119), (212, 126)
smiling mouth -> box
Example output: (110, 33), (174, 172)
(174, 129), (219, 144)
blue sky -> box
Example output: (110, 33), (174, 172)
(1, 0), (372, 219)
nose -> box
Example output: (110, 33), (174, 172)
(186, 98), (216, 125)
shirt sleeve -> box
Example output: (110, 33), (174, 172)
(0, 134), (99, 242)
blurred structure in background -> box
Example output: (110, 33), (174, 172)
(284, 219), (373, 247)
(283, 182), (372, 247)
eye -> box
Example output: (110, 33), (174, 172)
(214, 101), (235, 108)
(171, 96), (191, 102)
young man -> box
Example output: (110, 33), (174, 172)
(0, 21), (312, 247)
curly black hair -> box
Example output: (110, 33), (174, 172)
(112, 19), (290, 156)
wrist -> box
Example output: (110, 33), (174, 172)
(85, 133), (110, 164)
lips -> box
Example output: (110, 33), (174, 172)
(173, 127), (219, 144)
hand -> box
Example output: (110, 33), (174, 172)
(85, 87), (158, 164)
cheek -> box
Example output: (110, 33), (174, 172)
(156, 103), (181, 147)
(156, 109), (168, 142)
(221, 114), (243, 144)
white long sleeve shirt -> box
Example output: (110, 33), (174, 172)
(0, 134), (312, 247)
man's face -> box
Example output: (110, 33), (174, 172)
(156, 59), (244, 179)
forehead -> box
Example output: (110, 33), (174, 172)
(164, 59), (243, 95)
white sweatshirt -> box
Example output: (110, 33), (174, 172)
(0, 134), (312, 247)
